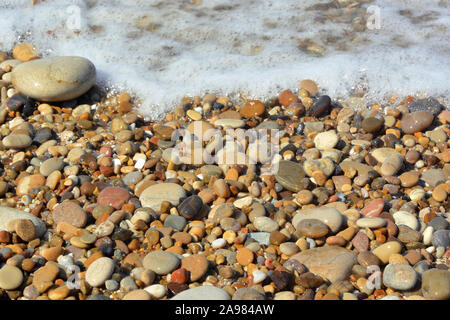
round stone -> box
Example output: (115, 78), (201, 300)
(293, 207), (344, 233)
(428, 217), (449, 231)
(164, 215), (187, 232)
(97, 187), (130, 210)
(16, 174), (46, 196)
(139, 183), (186, 211)
(181, 254), (209, 282)
(300, 79), (318, 95)
(253, 216), (279, 233)
(314, 131), (338, 150)
(401, 111), (434, 134)
(274, 160), (307, 192)
(240, 100), (265, 118)
(122, 289), (152, 300)
(177, 195), (203, 219)
(399, 171), (419, 188)
(421, 269), (450, 300)
(393, 211), (419, 230)
(171, 285), (230, 300)
(303, 158), (334, 177)
(11, 56), (96, 101)
(85, 257), (115, 287)
(297, 219), (329, 238)
(52, 201), (88, 228)
(383, 263), (417, 290)
(362, 117), (383, 133)
(0, 265), (23, 290)
(236, 248), (254, 266)
(357, 251), (381, 267)
(15, 219), (36, 241)
(143, 251), (180, 275)
(372, 241), (402, 264)
(40, 158), (64, 177)
(279, 89), (298, 107)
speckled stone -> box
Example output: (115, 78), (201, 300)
(421, 269), (450, 300)
(383, 263), (417, 291)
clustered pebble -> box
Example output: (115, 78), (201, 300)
(0, 43), (447, 300)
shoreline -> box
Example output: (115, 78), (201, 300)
(0, 47), (448, 301)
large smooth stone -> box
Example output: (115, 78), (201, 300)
(274, 160), (307, 192)
(293, 207), (344, 233)
(0, 206), (46, 237)
(11, 56), (96, 102)
(139, 183), (186, 211)
(382, 263), (418, 291)
(372, 241), (402, 264)
(401, 111), (434, 134)
(171, 285), (230, 300)
(85, 257), (115, 287)
(0, 265), (23, 290)
(421, 269), (450, 300)
(143, 251), (180, 275)
(290, 246), (357, 283)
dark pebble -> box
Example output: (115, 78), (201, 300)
(309, 95), (331, 117)
(409, 97), (443, 116)
(177, 195), (203, 219)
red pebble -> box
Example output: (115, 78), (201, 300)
(265, 258), (274, 270)
(171, 268), (188, 284)
(360, 198), (384, 217)
(99, 146), (113, 157)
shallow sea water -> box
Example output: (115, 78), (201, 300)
(0, 0), (449, 118)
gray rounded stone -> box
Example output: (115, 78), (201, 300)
(164, 215), (187, 232)
(139, 183), (186, 211)
(143, 251), (180, 275)
(171, 285), (230, 300)
(431, 229), (449, 248)
(85, 257), (115, 287)
(232, 287), (266, 300)
(11, 56), (96, 102)
(40, 158), (64, 177)
(382, 263), (417, 291)
(274, 160), (307, 192)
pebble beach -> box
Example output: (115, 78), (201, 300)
(0, 0), (449, 302)
(0, 45), (448, 301)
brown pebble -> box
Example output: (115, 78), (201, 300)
(236, 248), (254, 266)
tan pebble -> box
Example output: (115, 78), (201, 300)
(187, 109), (202, 121)
(48, 285), (69, 300)
(372, 241), (402, 264)
(432, 186), (447, 202)
(42, 246), (63, 262)
(236, 248), (254, 266)
(299, 79), (318, 95)
(13, 43), (39, 61)
(388, 253), (409, 264)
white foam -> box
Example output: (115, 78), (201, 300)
(0, 0), (449, 119)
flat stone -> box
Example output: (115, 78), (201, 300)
(11, 56), (96, 101)
(0, 206), (46, 237)
(340, 160), (377, 176)
(360, 198), (384, 217)
(421, 169), (445, 187)
(352, 231), (369, 252)
(428, 217), (448, 231)
(253, 216), (279, 233)
(371, 148), (398, 163)
(139, 183), (186, 211)
(357, 251), (381, 267)
(383, 263), (417, 290)
(164, 215), (187, 232)
(232, 287), (266, 300)
(356, 217), (386, 229)
(314, 131), (338, 150)
(2, 134), (32, 149)
(181, 254), (209, 282)
(0, 265), (23, 290)
(293, 207), (344, 233)
(122, 289), (152, 300)
(86, 257), (115, 287)
(421, 269), (450, 300)
(397, 225), (421, 244)
(291, 246), (357, 283)
(274, 160), (307, 192)
(171, 285), (230, 300)
(40, 158), (64, 177)
(143, 251), (180, 275)
(214, 118), (245, 128)
(362, 117), (383, 133)
(52, 201), (88, 228)
(401, 111), (434, 134)
(97, 187), (130, 210)
(297, 219), (329, 238)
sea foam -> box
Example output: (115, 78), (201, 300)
(0, 0), (449, 119)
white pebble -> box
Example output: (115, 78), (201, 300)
(426, 246), (435, 254)
(393, 211), (419, 230)
(211, 238), (227, 249)
(134, 158), (146, 169)
(252, 270), (267, 284)
(144, 284), (167, 299)
(436, 246), (445, 258)
(422, 226), (434, 245)
(306, 237), (316, 248)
